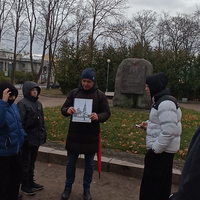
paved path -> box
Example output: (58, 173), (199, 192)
(16, 89), (200, 112)
(15, 89), (66, 108)
(21, 161), (178, 200)
(179, 102), (200, 112)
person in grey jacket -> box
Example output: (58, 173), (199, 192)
(138, 73), (182, 200)
(17, 81), (46, 196)
(61, 68), (111, 200)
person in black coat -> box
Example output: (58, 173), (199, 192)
(169, 126), (200, 200)
(61, 68), (111, 200)
(17, 81), (46, 196)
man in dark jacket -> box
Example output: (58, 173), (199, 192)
(61, 68), (111, 200)
(17, 81), (46, 196)
(169, 126), (200, 200)
(0, 81), (26, 200)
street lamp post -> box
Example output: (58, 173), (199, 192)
(106, 59), (111, 92)
(8, 57), (13, 81)
(8, 61), (12, 80)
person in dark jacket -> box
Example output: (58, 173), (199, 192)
(17, 81), (46, 196)
(169, 126), (200, 200)
(0, 81), (26, 200)
(61, 68), (111, 200)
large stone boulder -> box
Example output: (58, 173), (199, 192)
(113, 58), (153, 109)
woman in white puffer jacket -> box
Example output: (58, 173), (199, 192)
(139, 72), (182, 200)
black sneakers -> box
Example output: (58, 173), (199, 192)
(84, 191), (92, 200)
(20, 185), (36, 196)
(30, 182), (44, 191)
(61, 188), (71, 200)
(21, 182), (43, 195)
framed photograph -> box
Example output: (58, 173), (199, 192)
(72, 98), (93, 123)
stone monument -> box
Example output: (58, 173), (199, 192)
(113, 58), (153, 109)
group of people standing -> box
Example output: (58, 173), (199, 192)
(60, 69), (183, 200)
(1, 68), (198, 200)
(0, 81), (46, 200)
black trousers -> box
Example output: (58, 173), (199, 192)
(0, 152), (22, 200)
(21, 145), (39, 186)
(139, 149), (174, 200)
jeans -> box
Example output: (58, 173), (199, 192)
(65, 151), (95, 191)
(21, 145), (39, 186)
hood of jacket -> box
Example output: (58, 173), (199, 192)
(0, 81), (18, 104)
(146, 72), (168, 99)
(22, 81), (41, 101)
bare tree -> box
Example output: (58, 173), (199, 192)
(24, 0), (37, 81)
(156, 13), (200, 54)
(10, 0), (27, 84)
(0, 0), (14, 45)
(127, 10), (157, 47)
(37, 0), (76, 88)
(73, 0), (89, 53)
(84, 0), (128, 64)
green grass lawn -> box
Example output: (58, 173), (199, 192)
(43, 105), (200, 160)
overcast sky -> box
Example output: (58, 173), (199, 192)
(32, 0), (200, 54)
(3, 0), (200, 54)
(127, 0), (199, 17)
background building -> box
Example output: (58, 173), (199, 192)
(0, 46), (51, 84)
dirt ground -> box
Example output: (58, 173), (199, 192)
(21, 161), (179, 200)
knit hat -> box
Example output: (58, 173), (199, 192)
(81, 68), (95, 82)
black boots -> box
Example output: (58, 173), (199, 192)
(84, 191), (92, 200)
(61, 188), (71, 200)
(20, 185), (36, 196)
(21, 180), (44, 195)
(61, 189), (92, 200)
(30, 181), (44, 191)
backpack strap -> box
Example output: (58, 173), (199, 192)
(153, 95), (179, 110)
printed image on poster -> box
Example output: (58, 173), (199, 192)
(72, 98), (93, 123)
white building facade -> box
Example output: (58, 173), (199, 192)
(0, 47), (52, 84)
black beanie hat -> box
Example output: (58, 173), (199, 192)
(81, 68), (95, 82)
(146, 72), (168, 98)
(0, 81), (18, 102)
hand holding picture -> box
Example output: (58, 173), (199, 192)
(67, 107), (76, 115)
(90, 113), (98, 121)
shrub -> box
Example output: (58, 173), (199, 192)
(15, 71), (25, 83)
(25, 72), (34, 81)
(0, 72), (11, 83)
